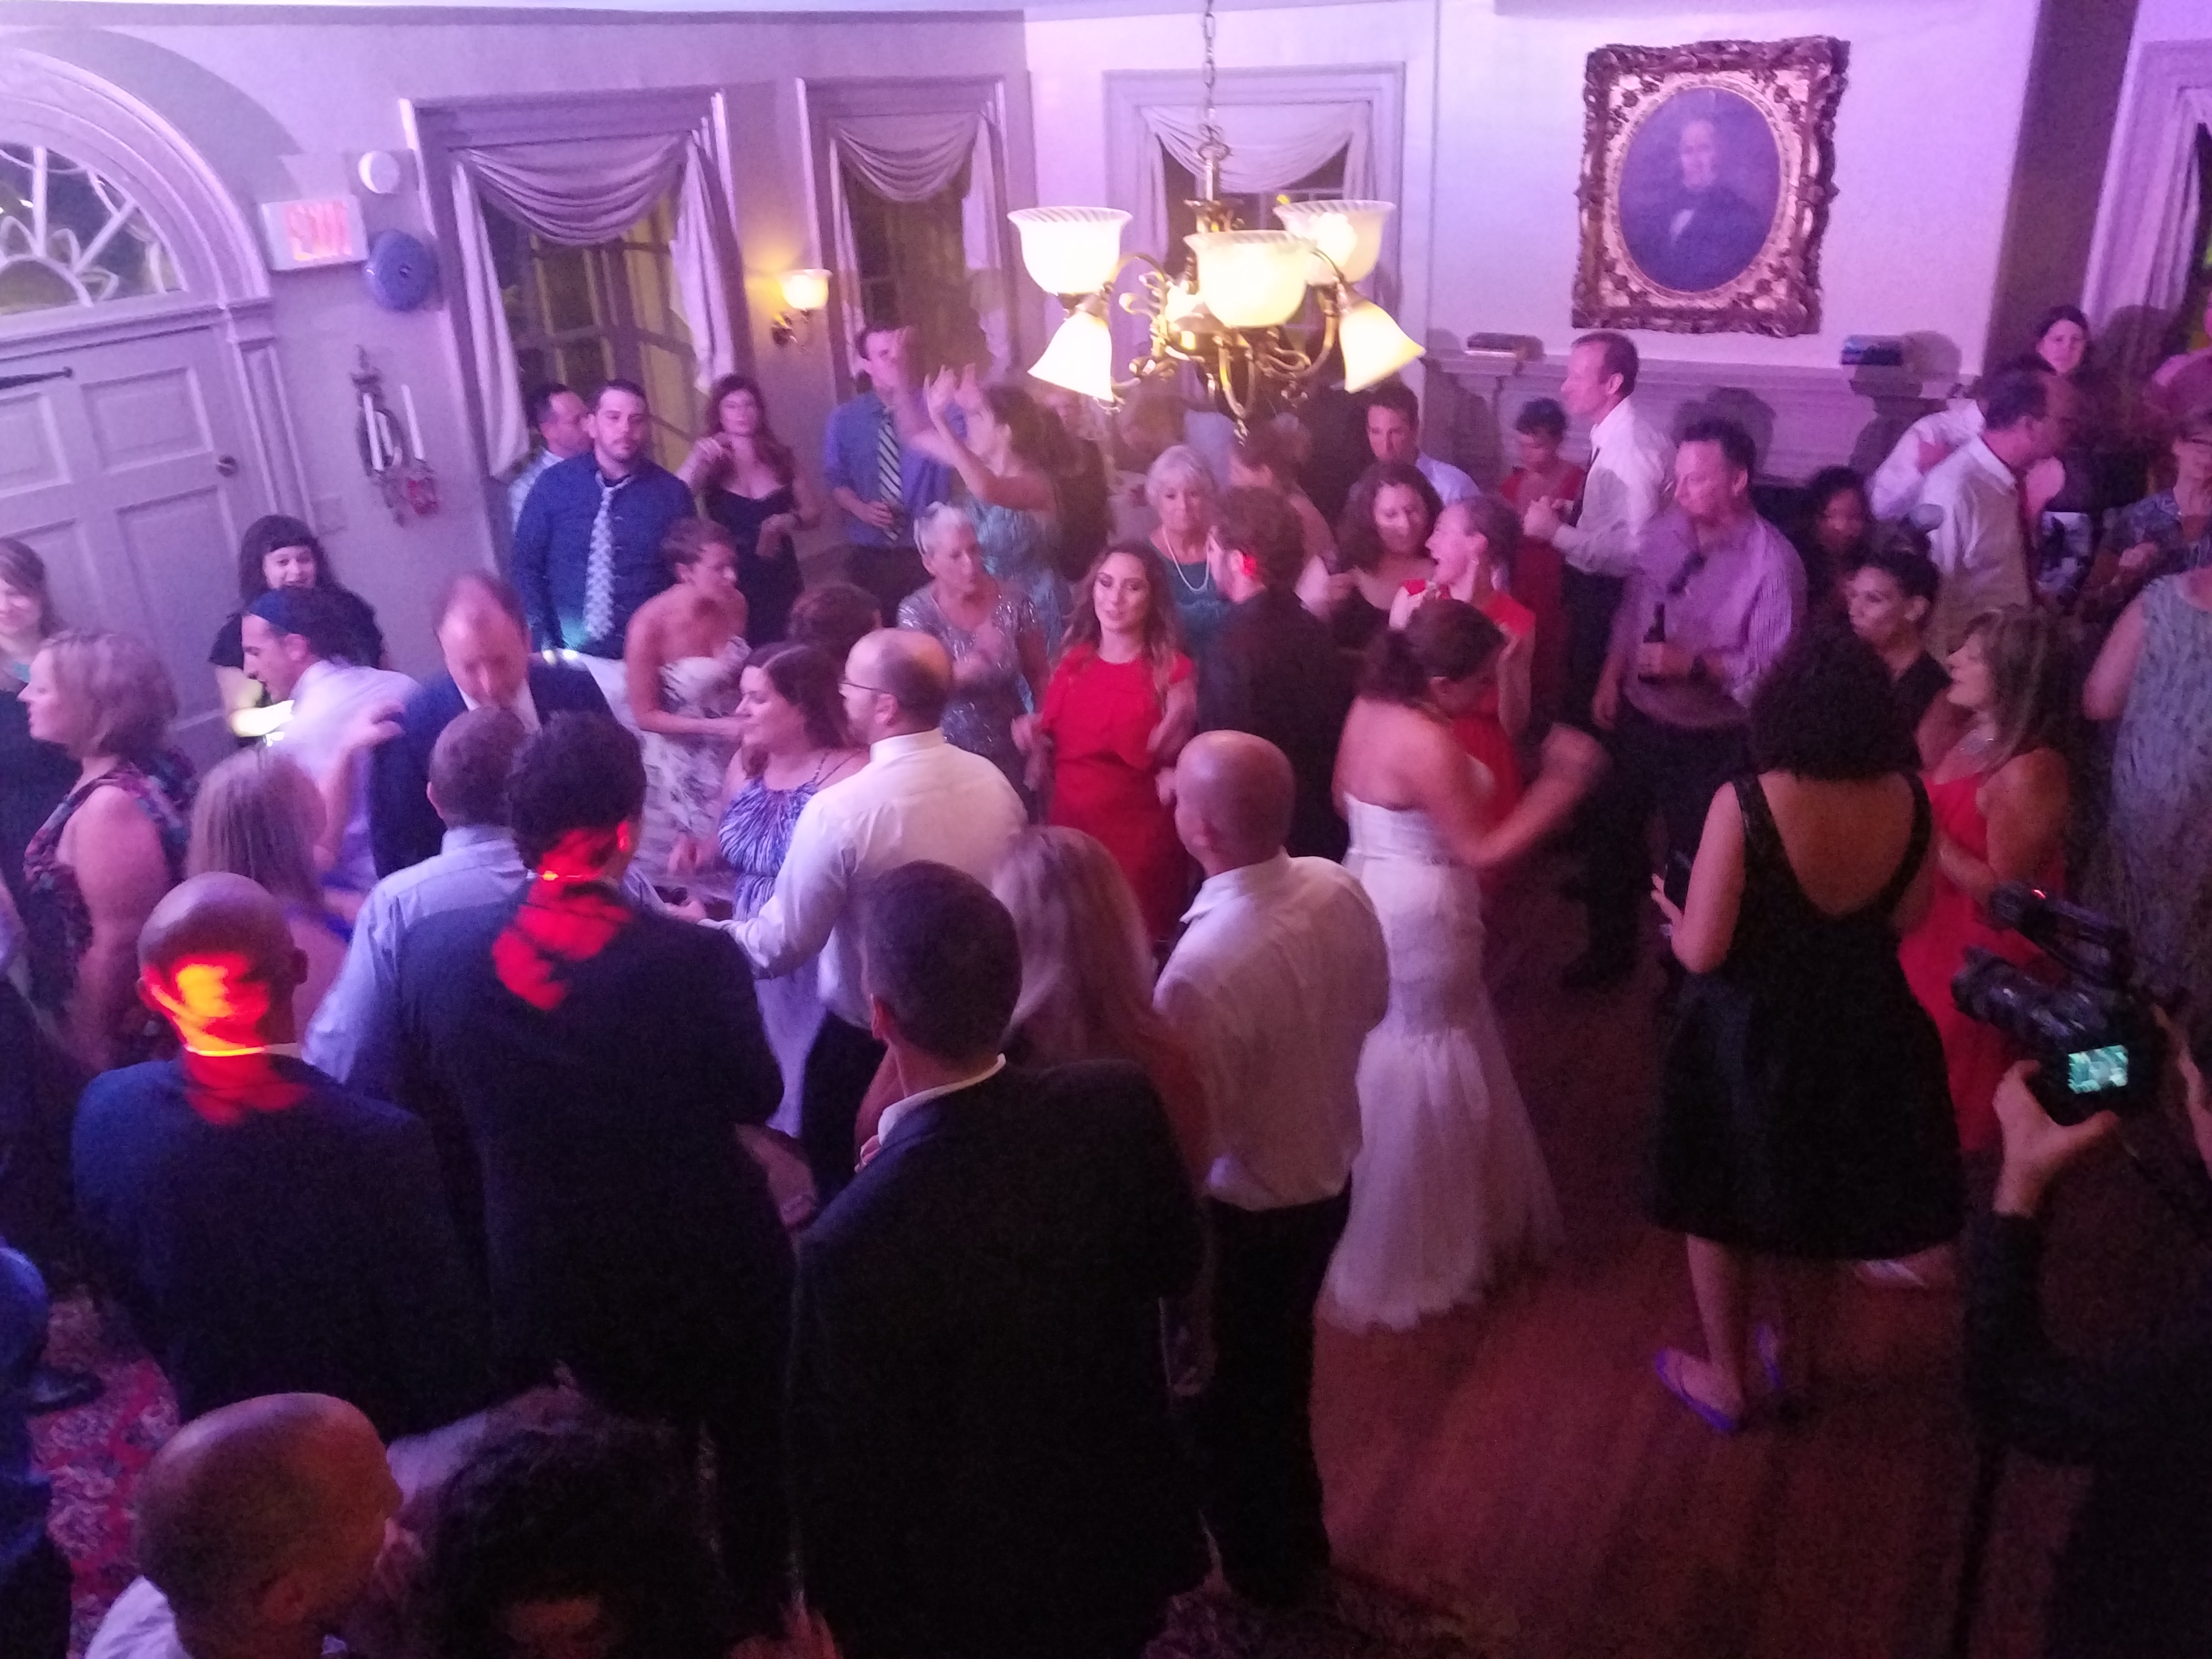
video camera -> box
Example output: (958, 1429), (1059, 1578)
(1951, 884), (2169, 1126)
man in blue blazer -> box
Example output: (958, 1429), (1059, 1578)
(789, 862), (1206, 1659)
(369, 573), (608, 877)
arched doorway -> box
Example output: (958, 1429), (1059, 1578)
(0, 44), (306, 758)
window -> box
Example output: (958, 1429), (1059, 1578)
(1161, 144), (1349, 266)
(843, 167), (986, 376)
(0, 143), (179, 316)
(2175, 127), (2212, 357)
(484, 198), (696, 468)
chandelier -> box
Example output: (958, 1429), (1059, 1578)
(1007, 0), (1422, 431)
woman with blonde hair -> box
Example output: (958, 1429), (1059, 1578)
(19, 630), (192, 1073)
(187, 749), (349, 1028)
(991, 826), (1207, 1180)
(1143, 444), (1230, 658)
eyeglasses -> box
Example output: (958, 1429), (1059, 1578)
(840, 676), (890, 697)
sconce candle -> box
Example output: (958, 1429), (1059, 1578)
(401, 386), (424, 461)
(362, 391), (383, 472)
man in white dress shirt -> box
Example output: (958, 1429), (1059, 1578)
(1921, 364), (2078, 653)
(1522, 332), (1676, 725)
(1364, 378), (1479, 507)
(1869, 396), (1986, 522)
(1154, 731), (1388, 1609)
(726, 628), (1025, 1202)
(83, 1393), (400, 1659)
(241, 585), (416, 902)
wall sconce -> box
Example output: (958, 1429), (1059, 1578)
(351, 347), (438, 524)
(770, 268), (830, 347)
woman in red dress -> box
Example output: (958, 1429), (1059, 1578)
(1897, 606), (2074, 1157)
(1390, 496), (1534, 819)
(1022, 542), (1198, 944)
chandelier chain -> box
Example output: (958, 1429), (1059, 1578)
(1198, 0), (1227, 172)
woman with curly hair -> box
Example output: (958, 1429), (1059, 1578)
(414, 1411), (737, 1659)
(1329, 460), (1442, 655)
(1023, 540), (1197, 941)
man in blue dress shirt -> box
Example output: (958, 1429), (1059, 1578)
(822, 325), (954, 618)
(510, 379), (692, 723)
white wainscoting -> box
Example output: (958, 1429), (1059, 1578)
(1425, 354), (1967, 489)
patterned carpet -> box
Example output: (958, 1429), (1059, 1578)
(27, 1295), (175, 1658)
(26, 1292), (1506, 1659)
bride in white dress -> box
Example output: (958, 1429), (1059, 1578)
(1322, 599), (1563, 1332)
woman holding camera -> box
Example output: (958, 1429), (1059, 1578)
(1897, 607), (2074, 1160)
(1647, 627), (1961, 1431)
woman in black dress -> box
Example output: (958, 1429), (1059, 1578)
(678, 375), (821, 645)
(0, 541), (75, 912)
(1649, 624), (1962, 1430)
(208, 516), (385, 740)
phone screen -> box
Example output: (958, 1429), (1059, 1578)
(2067, 1045), (2129, 1094)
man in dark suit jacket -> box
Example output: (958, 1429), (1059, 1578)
(71, 873), (494, 1442)
(369, 573), (608, 877)
(392, 712), (789, 1637)
(1622, 114), (1773, 294)
(789, 862), (1206, 1659)
(1198, 487), (1355, 861)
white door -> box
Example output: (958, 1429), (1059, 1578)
(0, 321), (268, 763)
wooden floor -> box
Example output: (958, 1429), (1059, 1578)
(1307, 862), (2196, 1659)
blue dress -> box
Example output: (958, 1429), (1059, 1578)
(719, 765), (837, 1133)
(972, 499), (1067, 661)
(1154, 537), (1231, 661)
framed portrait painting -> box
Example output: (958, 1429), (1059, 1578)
(1572, 36), (1847, 337)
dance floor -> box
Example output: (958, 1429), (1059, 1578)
(1312, 861), (2200, 1659)
(32, 857), (2200, 1658)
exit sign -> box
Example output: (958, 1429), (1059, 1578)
(258, 197), (368, 272)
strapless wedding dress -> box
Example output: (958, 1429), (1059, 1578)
(1320, 791), (1561, 1332)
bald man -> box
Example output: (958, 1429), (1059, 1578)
(370, 572), (611, 878)
(727, 628), (1026, 1202)
(1154, 732), (1387, 1608)
(72, 874), (492, 1441)
(85, 1393), (398, 1659)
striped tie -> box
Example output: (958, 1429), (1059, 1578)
(583, 472), (629, 646)
(875, 409), (904, 539)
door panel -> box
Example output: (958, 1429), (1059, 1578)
(0, 325), (267, 764)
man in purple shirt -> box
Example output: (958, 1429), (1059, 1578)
(1579, 416), (1804, 985)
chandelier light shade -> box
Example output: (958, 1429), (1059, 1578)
(1339, 297), (1425, 393)
(1008, 207), (1131, 296)
(1185, 230), (1313, 329)
(1028, 300), (1117, 401)
(777, 267), (831, 314)
(1009, 0), (1419, 432)
(1273, 199), (1394, 285)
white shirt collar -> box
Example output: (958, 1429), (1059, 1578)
(1963, 434), (2019, 488)
(459, 675), (541, 732)
(875, 1054), (1007, 1146)
(1182, 850), (1294, 924)
(868, 727), (949, 762)
(1590, 395), (1637, 450)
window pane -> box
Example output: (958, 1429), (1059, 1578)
(537, 242), (599, 336)
(0, 143), (181, 315)
(843, 171), (981, 374)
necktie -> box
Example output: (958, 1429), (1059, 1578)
(583, 472), (630, 646)
(1565, 449), (1597, 530)
(875, 408), (905, 537)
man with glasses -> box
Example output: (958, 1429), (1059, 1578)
(1922, 364), (2080, 653)
(723, 628), (1025, 1204)
(1575, 416), (1804, 988)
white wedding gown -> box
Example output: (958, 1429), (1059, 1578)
(1321, 791), (1562, 1333)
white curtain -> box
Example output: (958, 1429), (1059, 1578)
(827, 106), (1009, 376)
(1133, 100), (1373, 276)
(2084, 88), (2212, 360)
(448, 128), (739, 478)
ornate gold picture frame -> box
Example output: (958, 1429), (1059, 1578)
(1572, 36), (1847, 338)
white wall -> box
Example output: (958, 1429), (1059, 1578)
(1028, 0), (2046, 380)
(2, 5), (1031, 680)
